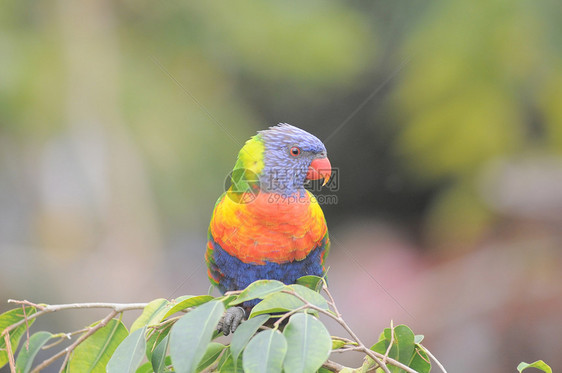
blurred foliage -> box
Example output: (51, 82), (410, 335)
(392, 0), (562, 247)
(395, 0), (562, 180)
(0, 0), (378, 235)
(188, 1), (373, 88)
(0, 0), (561, 247)
(1, 1), (562, 371)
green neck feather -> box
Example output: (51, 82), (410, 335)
(230, 135), (265, 193)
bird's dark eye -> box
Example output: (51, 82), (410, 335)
(290, 146), (301, 156)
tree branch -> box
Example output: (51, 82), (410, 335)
(30, 309), (119, 373)
(322, 281), (342, 318)
(421, 344), (447, 373)
(3, 333), (16, 373)
(41, 327), (90, 350)
(284, 287), (427, 373)
(272, 305), (309, 328)
(3, 286), (437, 373)
(322, 359), (345, 372)
(3, 299), (148, 337)
(382, 320), (395, 364)
(1, 299), (147, 373)
(331, 346), (364, 353)
(284, 289), (393, 373)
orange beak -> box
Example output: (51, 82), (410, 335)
(306, 157), (332, 186)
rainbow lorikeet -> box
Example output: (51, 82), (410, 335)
(205, 123), (331, 335)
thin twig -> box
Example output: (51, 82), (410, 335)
(4, 288), (435, 373)
(147, 315), (181, 331)
(7, 300), (45, 310)
(383, 320), (395, 364)
(331, 335), (357, 347)
(291, 288), (423, 373)
(3, 333), (16, 373)
(30, 309), (119, 373)
(322, 282), (341, 317)
(414, 347), (431, 366)
(42, 327), (91, 350)
(272, 305), (308, 328)
(7, 300), (149, 312)
(371, 348), (421, 373)
(22, 305), (31, 351)
(4, 300), (148, 337)
(322, 359), (345, 372)
(145, 315), (180, 353)
(421, 344), (447, 373)
(199, 348), (228, 373)
(283, 289), (392, 373)
(41, 336), (69, 350)
(331, 346), (364, 353)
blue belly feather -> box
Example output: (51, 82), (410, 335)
(209, 237), (325, 307)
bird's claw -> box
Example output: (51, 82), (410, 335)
(217, 306), (246, 336)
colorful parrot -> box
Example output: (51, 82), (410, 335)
(205, 123), (332, 335)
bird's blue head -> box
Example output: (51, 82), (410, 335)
(257, 123), (331, 194)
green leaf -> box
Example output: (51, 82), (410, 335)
(331, 336), (356, 350)
(392, 325), (415, 365)
(151, 335), (169, 373)
(135, 362), (152, 373)
(171, 295), (194, 303)
(249, 292), (300, 317)
(409, 345), (431, 373)
(67, 318), (128, 373)
(217, 295), (237, 307)
(0, 306), (37, 369)
(289, 284), (329, 309)
(217, 348), (244, 373)
(283, 313), (331, 373)
(230, 280), (286, 306)
(331, 339), (346, 350)
(517, 360), (552, 373)
(230, 314), (269, 364)
(169, 300), (224, 373)
(139, 356), (172, 373)
(249, 284), (328, 318)
(242, 329), (287, 373)
(371, 324), (417, 373)
(15, 331), (52, 373)
(216, 346), (231, 370)
(295, 275), (323, 291)
(131, 299), (170, 332)
(162, 295), (214, 320)
(196, 342), (225, 372)
(370, 338), (385, 353)
(340, 368), (355, 373)
(135, 362), (153, 373)
(414, 334), (424, 344)
(107, 326), (147, 373)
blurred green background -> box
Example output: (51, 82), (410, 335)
(1, 0), (561, 371)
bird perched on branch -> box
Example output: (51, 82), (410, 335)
(205, 123), (332, 335)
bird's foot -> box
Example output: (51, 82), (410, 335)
(217, 306), (246, 336)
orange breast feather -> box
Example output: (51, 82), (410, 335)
(210, 191), (327, 264)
